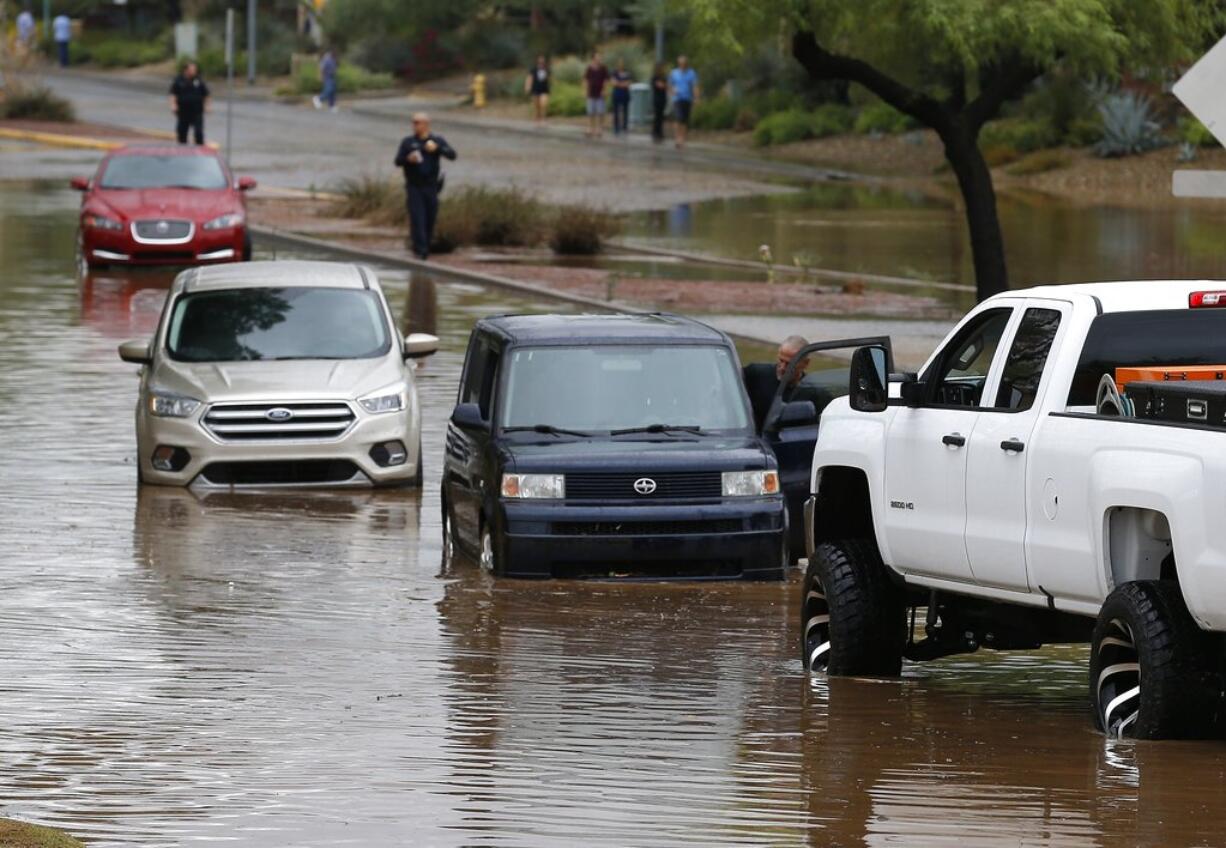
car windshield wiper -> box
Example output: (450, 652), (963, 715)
(502, 424), (593, 438)
(610, 424), (703, 436)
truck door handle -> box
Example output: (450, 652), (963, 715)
(942, 433), (966, 448)
(1000, 439), (1025, 453)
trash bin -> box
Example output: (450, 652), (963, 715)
(629, 82), (650, 130)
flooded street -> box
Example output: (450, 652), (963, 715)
(5, 183), (1226, 847)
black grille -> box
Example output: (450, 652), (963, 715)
(133, 219), (192, 240)
(552, 519), (744, 536)
(133, 250), (196, 262)
(552, 560), (744, 579)
(565, 471), (722, 500)
(199, 460), (361, 486)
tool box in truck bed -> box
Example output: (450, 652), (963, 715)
(1125, 380), (1226, 427)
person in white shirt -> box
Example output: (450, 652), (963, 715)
(53, 14), (72, 67)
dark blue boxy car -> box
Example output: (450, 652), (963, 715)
(441, 313), (825, 579)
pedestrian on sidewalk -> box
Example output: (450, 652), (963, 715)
(650, 62), (668, 143)
(394, 112), (457, 261)
(610, 58), (632, 135)
(525, 54), (550, 124)
(15, 7), (35, 64)
(52, 13), (71, 68)
(169, 61), (210, 145)
(583, 50), (609, 139)
(313, 50), (338, 112)
(668, 55), (699, 150)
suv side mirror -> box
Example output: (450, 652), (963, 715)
(451, 402), (489, 431)
(849, 345), (889, 412)
(900, 380), (927, 408)
(118, 338), (152, 365)
(404, 332), (439, 359)
(236, 176), (257, 191)
(70, 176), (90, 191)
(777, 399), (818, 429)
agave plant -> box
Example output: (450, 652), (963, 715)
(1094, 91), (1166, 158)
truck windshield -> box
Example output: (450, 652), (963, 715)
(1069, 309), (1226, 405)
(100, 155), (228, 190)
(166, 287), (390, 362)
(499, 344), (752, 433)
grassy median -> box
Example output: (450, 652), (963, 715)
(0, 818), (83, 848)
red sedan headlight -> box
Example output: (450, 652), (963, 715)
(84, 213), (123, 231)
(202, 212), (245, 230)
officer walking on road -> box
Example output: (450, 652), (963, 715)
(169, 61), (210, 145)
(393, 112), (456, 261)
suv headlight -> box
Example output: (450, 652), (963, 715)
(722, 470), (780, 497)
(202, 212), (245, 230)
(84, 213), (123, 231)
(149, 391), (201, 418)
(359, 387), (406, 414)
(501, 473), (565, 499)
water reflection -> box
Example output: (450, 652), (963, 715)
(405, 271), (439, 338)
(78, 268), (175, 340)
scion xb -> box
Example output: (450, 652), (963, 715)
(118, 260), (439, 487)
(442, 314), (821, 579)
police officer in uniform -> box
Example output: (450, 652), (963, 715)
(393, 112), (456, 261)
(169, 62), (210, 145)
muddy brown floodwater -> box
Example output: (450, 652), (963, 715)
(3, 183), (1226, 847)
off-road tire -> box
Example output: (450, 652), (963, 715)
(1090, 580), (1221, 739)
(802, 538), (906, 677)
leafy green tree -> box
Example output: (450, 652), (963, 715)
(686, 0), (1217, 300)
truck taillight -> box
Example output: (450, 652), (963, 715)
(1190, 291), (1226, 308)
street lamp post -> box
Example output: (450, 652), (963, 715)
(246, 0), (256, 84)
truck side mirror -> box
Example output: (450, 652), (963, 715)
(451, 402), (489, 432)
(849, 345), (889, 412)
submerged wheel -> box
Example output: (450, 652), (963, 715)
(412, 435), (424, 487)
(479, 525), (496, 574)
(440, 493), (454, 567)
(802, 539), (905, 676)
(1090, 580), (1220, 740)
(242, 232), (253, 261)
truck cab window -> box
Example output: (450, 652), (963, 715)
(925, 308), (1012, 407)
(992, 308), (1062, 411)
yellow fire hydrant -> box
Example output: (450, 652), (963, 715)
(472, 74), (486, 109)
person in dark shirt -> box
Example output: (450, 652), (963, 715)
(393, 112), (457, 261)
(743, 335), (830, 432)
(168, 62), (210, 145)
(525, 54), (551, 124)
(583, 51), (609, 139)
(650, 63), (668, 143)
(610, 59), (632, 135)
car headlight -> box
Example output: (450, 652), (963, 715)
(359, 388), (405, 414)
(722, 470), (780, 497)
(84, 213), (123, 231)
(149, 391), (201, 418)
(501, 473), (565, 499)
(202, 212), (245, 230)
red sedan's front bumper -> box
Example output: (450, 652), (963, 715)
(82, 224), (247, 266)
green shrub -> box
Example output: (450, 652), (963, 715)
(0, 83), (75, 121)
(1180, 116), (1219, 148)
(331, 175), (403, 224)
(601, 38), (651, 83)
(547, 80), (586, 117)
(552, 55), (585, 85)
(690, 96), (738, 131)
(979, 117), (1059, 154)
(278, 61), (394, 96)
(84, 37), (170, 68)
(854, 101), (915, 134)
(809, 103), (853, 137)
(1063, 115), (1102, 147)
(550, 205), (620, 254)
(1005, 149), (1073, 175)
(981, 144), (1021, 167)
(753, 104), (852, 146)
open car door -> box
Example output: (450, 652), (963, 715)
(761, 336), (894, 560)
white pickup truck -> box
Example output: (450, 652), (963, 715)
(798, 280), (1226, 740)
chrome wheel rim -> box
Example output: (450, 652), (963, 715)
(479, 530), (494, 572)
(441, 509), (453, 564)
(1097, 617), (1141, 738)
(803, 577), (831, 673)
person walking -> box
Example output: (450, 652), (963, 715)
(582, 50), (609, 139)
(313, 49), (338, 112)
(15, 7), (35, 64)
(393, 112), (456, 261)
(52, 12), (71, 67)
(610, 58), (632, 136)
(650, 62), (668, 143)
(524, 54), (550, 125)
(668, 55), (699, 149)
(169, 61), (210, 145)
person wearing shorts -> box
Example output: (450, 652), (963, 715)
(668, 55), (699, 149)
(525, 55), (551, 124)
(583, 51), (609, 139)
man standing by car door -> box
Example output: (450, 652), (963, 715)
(169, 61), (210, 145)
(394, 112), (457, 261)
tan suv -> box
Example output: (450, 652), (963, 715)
(118, 260), (438, 487)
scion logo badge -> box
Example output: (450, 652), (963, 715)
(266, 407), (294, 422)
(633, 477), (657, 495)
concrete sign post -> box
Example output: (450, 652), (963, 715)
(1172, 34), (1226, 197)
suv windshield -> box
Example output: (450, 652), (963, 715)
(101, 155), (228, 190)
(499, 344), (751, 433)
(167, 287), (390, 362)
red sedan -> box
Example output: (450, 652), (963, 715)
(72, 145), (256, 267)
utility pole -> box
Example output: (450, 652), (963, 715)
(225, 7), (235, 164)
(246, 0), (256, 84)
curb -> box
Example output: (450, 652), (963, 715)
(0, 126), (122, 150)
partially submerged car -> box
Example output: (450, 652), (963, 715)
(118, 260), (438, 487)
(73, 144), (256, 267)
(442, 313), (824, 579)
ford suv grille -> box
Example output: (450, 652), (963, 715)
(565, 471), (722, 500)
(203, 402), (356, 442)
(132, 219), (193, 242)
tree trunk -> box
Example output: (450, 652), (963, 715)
(940, 123), (1008, 301)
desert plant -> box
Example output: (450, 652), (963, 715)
(979, 117), (1059, 153)
(854, 100), (915, 134)
(0, 83), (75, 121)
(1094, 91), (1165, 158)
(552, 55), (586, 85)
(690, 96), (739, 131)
(809, 102), (853, 136)
(753, 104), (851, 146)
(1005, 149), (1073, 175)
(601, 38), (651, 82)
(278, 61), (395, 96)
(1179, 115), (1218, 148)
(546, 80), (586, 116)
(549, 206), (620, 254)
(331, 175), (403, 224)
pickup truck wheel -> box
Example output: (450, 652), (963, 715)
(1090, 580), (1219, 740)
(802, 539), (905, 677)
